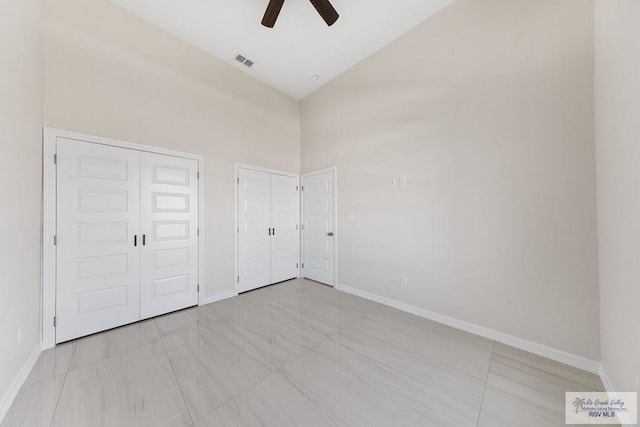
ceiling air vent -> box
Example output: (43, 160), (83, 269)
(235, 54), (254, 68)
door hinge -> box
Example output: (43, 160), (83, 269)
(237, 276), (240, 283)
(197, 228), (200, 236)
(53, 154), (57, 165)
(197, 284), (200, 292)
(53, 316), (57, 327)
(53, 235), (57, 245)
(197, 172), (200, 180)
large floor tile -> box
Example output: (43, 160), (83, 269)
(53, 341), (191, 427)
(195, 372), (336, 427)
(297, 281), (380, 316)
(232, 301), (329, 368)
(166, 317), (276, 422)
(69, 319), (162, 371)
(282, 336), (479, 427)
(0, 375), (65, 427)
(334, 326), (488, 417)
(271, 294), (369, 337)
(478, 343), (607, 427)
(352, 305), (494, 380)
(24, 341), (75, 386)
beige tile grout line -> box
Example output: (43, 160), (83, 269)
(156, 318), (197, 427)
(48, 343), (77, 427)
(476, 340), (496, 427)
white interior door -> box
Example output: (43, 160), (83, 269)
(140, 153), (199, 319)
(302, 171), (335, 285)
(270, 174), (300, 284)
(237, 168), (271, 292)
(56, 139), (141, 343)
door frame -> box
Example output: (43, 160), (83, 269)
(301, 167), (338, 287)
(42, 127), (205, 349)
(233, 163), (301, 294)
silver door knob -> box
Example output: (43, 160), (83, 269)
(327, 232), (334, 237)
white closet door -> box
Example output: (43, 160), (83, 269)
(140, 153), (199, 319)
(237, 169), (271, 292)
(270, 174), (299, 283)
(302, 171), (335, 285)
(56, 139), (141, 343)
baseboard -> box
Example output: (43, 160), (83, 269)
(0, 344), (41, 423)
(200, 290), (238, 306)
(599, 365), (635, 427)
(335, 283), (601, 374)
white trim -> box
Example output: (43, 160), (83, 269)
(301, 167), (338, 287)
(42, 127), (205, 349)
(0, 344), (41, 423)
(233, 162), (301, 294)
(41, 129), (57, 350)
(234, 162), (299, 178)
(45, 128), (205, 160)
(199, 290), (239, 306)
(599, 365), (635, 427)
(335, 283), (601, 374)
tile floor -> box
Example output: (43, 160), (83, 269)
(2, 279), (607, 427)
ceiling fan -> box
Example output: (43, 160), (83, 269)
(261, 0), (340, 28)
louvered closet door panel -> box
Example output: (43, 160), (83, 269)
(270, 174), (299, 283)
(56, 139), (141, 343)
(238, 169), (271, 292)
(140, 152), (199, 320)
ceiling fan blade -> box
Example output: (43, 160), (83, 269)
(262, 0), (285, 28)
(309, 0), (339, 26)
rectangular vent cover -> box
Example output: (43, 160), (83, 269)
(235, 54), (255, 68)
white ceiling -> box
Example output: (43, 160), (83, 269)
(110, 0), (455, 100)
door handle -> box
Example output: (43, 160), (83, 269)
(142, 235), (146, 246)
(134, 235), (138, 246)
(268, 228), (272, 236)
(327, 232), (334, 237)
(273, 228), (276, 236)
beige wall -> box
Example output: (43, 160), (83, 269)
(43, 0), (300, 299)
(301, 0), (600, 359)
(594, 0), (640, 397)
(0, 0), (43, 411)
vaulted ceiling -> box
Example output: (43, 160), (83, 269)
(110, 0), (455, 99)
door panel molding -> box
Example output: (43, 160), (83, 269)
(140, 152), (199, 320)
(301, 167), (338, 286)
(234, 163), (300, 294)
(42, 127), (204, 349)
(56, 140), (141, 342)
